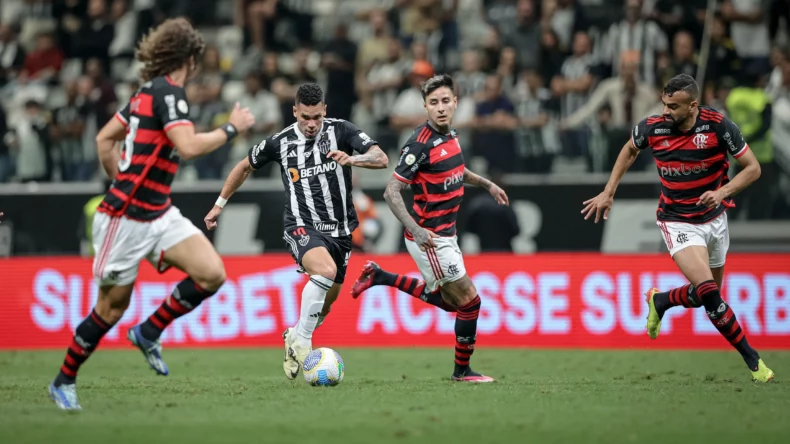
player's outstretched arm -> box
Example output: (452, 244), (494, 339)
(383, 176), (438, 250)
(167, 103), (255, 160)
(204, 156), (255, 230)
(581, 138), (640, 223)
(699, 148), (761, 208)
(327, 145), (389, 169)
(463, 168), (509, 205)
(95, 116), (127, 180)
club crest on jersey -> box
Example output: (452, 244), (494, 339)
(693, 133), (708, 149)
(317, 133), (331, 155)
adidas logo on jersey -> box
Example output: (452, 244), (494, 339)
(440, 148), (448, 157)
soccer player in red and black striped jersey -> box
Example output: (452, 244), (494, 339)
(582, 74), (774, 382)
(350, 74), (509, 383)
(47, 18), (256, 411)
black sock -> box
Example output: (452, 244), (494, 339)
(55, 309), (113, 386)
(653, 283), (703, 317)
(372, 268), (456, 312)
(140, 277), (216, 341)
(697, 280), (760, 369)
(454, 295), (481, 375)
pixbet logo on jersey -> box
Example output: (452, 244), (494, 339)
(288, 161), (338, 182)
(443, 171), (463, 190)
(660, 161), (709, 177)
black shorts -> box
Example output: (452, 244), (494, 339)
(283, 226), (353, 284)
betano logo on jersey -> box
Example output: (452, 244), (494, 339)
(288, 161), (338, 182)
(660, 161), (709, 177)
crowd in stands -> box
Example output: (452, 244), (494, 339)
(0, 0), (788, 218)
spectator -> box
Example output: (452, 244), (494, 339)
(321, 23), (357, 121)
(553, 31), (595, 159)
(19, 32), (63, 85)
(361, 38), (408, 134)
(70, 0), (114, 67)
(726, 73), (776, 220)
(454, 49), (486, 100)
(501, 0), (541, 71)
(239, 71), (281, 145)
(50, 80), (89, 181)
(0, 24), (25, 87)
(9, 100), (53, 183)
(0, 102), (10, 182)
(473, 74), (519, 173)
(658, 30), (698, 88)
(721, 0), (771, 78)
(390, 59), (434, 148)
(601, 0), (668, 87)
(514, 68), (555, 172)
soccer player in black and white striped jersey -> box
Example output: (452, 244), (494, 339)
(205, 83), (389, 379)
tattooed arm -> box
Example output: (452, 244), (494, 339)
(384, 176), (438, 250)
(464, 167), (509, 205)
(328, 145), (389, 169)
(350, 145), (389, 169)
(463, 168), (493, 190)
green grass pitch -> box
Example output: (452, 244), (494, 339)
(1, 349), (788, 444)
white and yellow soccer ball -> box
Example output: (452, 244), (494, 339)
(302, 347), (345, 386)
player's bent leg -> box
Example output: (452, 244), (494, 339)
(284, 246), (336, 378)
(351, 261), (457, 311)
(672, 246), (770, 380)
(440, 276), (493, 383)
(50, 283), (133, 411)
(131, 233), (226, 376)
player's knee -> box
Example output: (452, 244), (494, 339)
(195, 263), (227, 293)
(312, 262), (337, 282)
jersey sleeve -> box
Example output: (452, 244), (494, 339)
(630, 118), (649, 150)
(247, 135), (281, 170)
(720, 117), (749, 158)
(115, 102), (130, 128)
(153, 85), (193, 131)
(393, 141), (427, 184)
(336, 120), (378, 154)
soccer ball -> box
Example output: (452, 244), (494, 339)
(302, 347), (344, 386)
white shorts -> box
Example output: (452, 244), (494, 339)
(92, 206), (203, 286)
(404, 235), (467, 292)
(657, 212), (730, 268)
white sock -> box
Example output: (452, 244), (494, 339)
(295, 275), (333, 341)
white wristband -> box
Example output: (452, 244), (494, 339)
(215, 196), (228, 208)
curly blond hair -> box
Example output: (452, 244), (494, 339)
(136, 18), (206, 82)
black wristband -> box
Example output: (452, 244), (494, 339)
(221, 123), (237, 142)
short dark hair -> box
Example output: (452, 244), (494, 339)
(295, 83), (324, 106)
(421, 74), (455, 100)
(663, 74), (699, 101)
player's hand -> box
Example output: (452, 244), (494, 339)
(204, 205), (223, 231)
(326, 150), (354, 166)
(413, 227), (439, 251)
(228, 102), (255, 133)
(581, 191), (614, 223)
(697, 189), (725, 209)
(489, 184), (509, 205)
